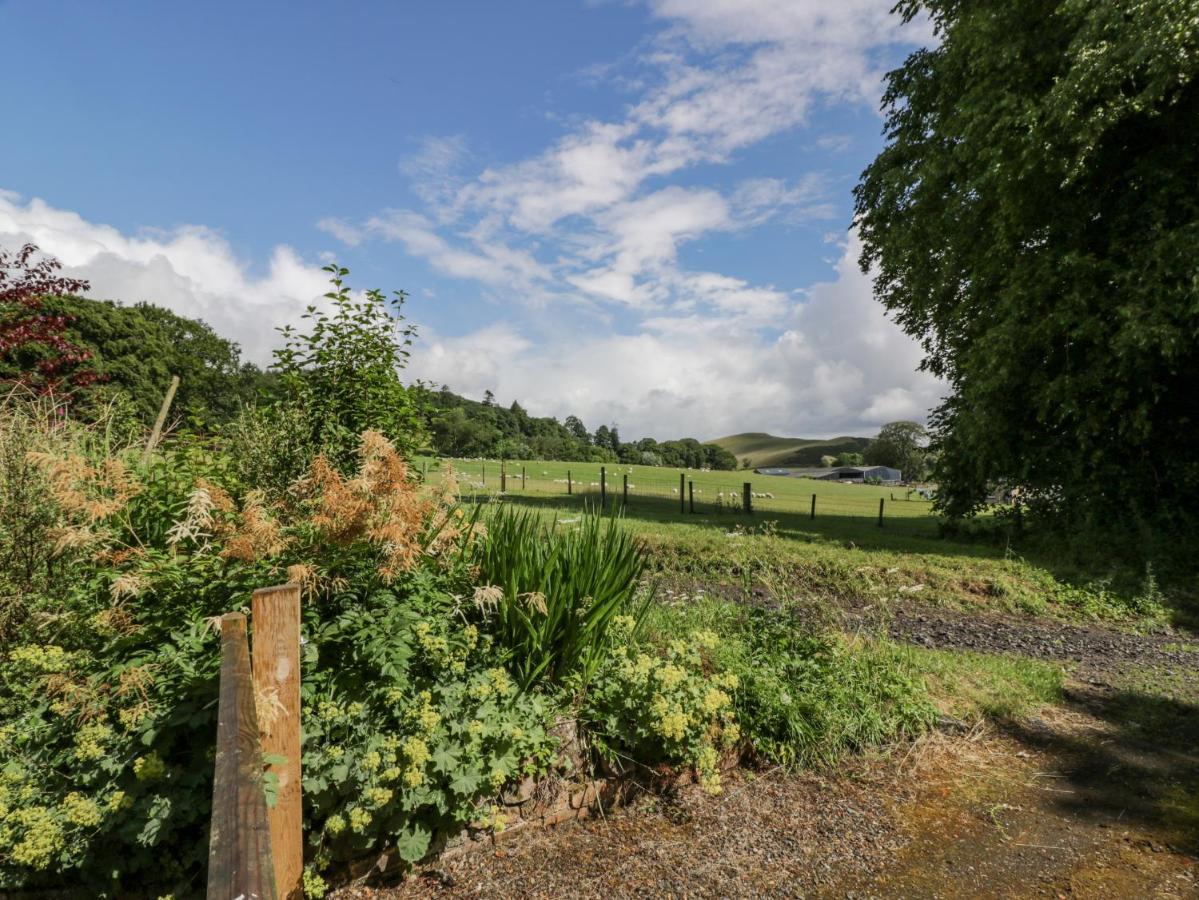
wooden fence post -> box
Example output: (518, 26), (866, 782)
(208, 613), (277, 900)
(878, 498), (885, 527)
(567, 470), (572, 495)
(600, 467), (607, 509)
(251, 585), (303, 900)
(679, 473), (685, 513)
(810, 493), (816, 520)
(501, 459), (507, 493)
(143, 374), (180, 464)
(688, 480), (694, 514)
(522, 466), (526, 490)
(743, 482), (752, 515)
(622, 473), (629, 509)
(481, 460), (486, 484)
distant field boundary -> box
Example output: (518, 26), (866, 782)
(426, 457), (942, 535)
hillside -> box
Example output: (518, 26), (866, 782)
(708, 432), (872, 469)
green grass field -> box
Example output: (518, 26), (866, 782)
(420, 456), (1179, 627)
(431, 456), (933, 523)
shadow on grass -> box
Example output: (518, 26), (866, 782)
(459, 487), (1199, 628)
(1000, 684), (1199, 855)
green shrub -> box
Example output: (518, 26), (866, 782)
(582, 617), (740, 793)
(0, 425), (562, 893)
(473, 506), (650, 688)
(272, 264), (426, 470)
(644, 597), (937, 768)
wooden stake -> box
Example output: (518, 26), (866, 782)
(622, 473), (629, 508)
(251, 585), (302, 900)
(501, 459), (507, 493)
(743, 482), (752, 515)
(878, 497), (885, 527)
(208, 613), (277, 900)
(600, 466), (607, 509)
(679, 472), (685, 513)
(567, 470), (572, 495)
(688, 480), (694, 514)
(143, 375), (179, 464)
(810, 493), (817, 520)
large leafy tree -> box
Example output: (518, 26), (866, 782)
(855, 0), (1199, 529)
(0, 244), (95, 393)
(33, 295), (272, 425)
(865, 421), (929, 481)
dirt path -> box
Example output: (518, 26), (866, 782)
(334, 599), (1199, 899)
(337, 696), (1197, 898)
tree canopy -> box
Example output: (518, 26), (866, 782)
(865, 421), (928, 481)
(855, 0), (1199, 528)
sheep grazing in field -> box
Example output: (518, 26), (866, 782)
(672, 488), (678, 494)
(764, 492), (775, 499)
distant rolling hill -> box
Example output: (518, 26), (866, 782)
(707, 432), (872, 469)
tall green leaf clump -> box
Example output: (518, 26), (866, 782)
(474, 507), (650, 688)
(855, 0), (1199, 543)
(272, 264), (427, 469)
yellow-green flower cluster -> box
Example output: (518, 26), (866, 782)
(1, 806), (65, 870)
(359, 750), (382, 773)
(413, 620), (449, 658)
(61, 791), (103, 827)
(133, 751), (166, 781)
(611, 614), (636, 634)
(73, 722), (114, 762)
(324, 813), (346, 835)
(303, 866), (328, 899)
(693, 630), (720, 650)
(405, 690), (441, 734)
(363, 786), (393, 809)
(695, 745), (722, 795)
(348, 806), (372, 833)
(654, 663), (686, 690)
(702, 688), (731, 715)
(9, 644), (73, 674)
(651, 694), (690, 741)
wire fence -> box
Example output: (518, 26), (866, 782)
(428, 458), (941, 535)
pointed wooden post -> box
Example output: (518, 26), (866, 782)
(501, 459), (507, 493)
(878, 497), (885, 527)
(688, 480), (694, 514)
(810, 493), (817, 520)
(251, 585), (302, 900)
(743, 482), (753, 515)
(622, 473), (629, 509)
(679, 473), (685, 513)
(567, 470), (572, 495)
(600, 466), (607, 509)
(521, 465), (526, 490)
(208, 613), (277, 900)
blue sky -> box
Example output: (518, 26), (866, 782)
(0, 0), (942, 440)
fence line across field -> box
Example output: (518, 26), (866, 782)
(434, 458), (937, 529)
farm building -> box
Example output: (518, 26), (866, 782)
(755, 465), (904, 484)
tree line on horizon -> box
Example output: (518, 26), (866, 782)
(0, 283), (740, 470)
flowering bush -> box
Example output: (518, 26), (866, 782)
(582, 617), (740, 794)
(0, 422), (560, 893)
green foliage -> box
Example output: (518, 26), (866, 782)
(856, 0), (1199, 533)
(420, 387), (738, 469)
(274, 265), (425, 469)
(0, 418), (558, 892)
(643, 598), (936, 768)
(864, 421), (928, 481)
(583, 618), (739, 793)
(32, 295), (273, 428)
(473, 506), (650, 688)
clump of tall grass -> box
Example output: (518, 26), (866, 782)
(474, 505), (650, 688)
